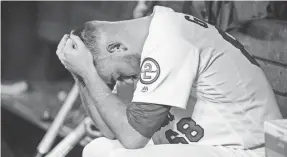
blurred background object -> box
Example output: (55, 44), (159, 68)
(2, 1), (39, 82)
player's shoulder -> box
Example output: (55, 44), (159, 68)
(150, 6), (181, 30)
(152, 6), (175, 15)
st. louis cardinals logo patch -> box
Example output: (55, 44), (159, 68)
(140, 57), (160, 84)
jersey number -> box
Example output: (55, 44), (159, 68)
(184, 15), (259, 67)
(165, 117), (204, 144)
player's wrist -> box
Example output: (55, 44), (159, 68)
(82, 67), (99, 84)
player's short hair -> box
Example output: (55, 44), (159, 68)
(72, 23), (102, 56)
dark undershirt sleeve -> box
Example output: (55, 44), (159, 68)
(126, 102), (171, 138)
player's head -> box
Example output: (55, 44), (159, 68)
(72, 17), (151, 85)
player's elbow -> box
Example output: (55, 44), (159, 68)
(103, 132), (116, 140)
(119, 134), (149, 149)
(96, 127), (116, 140)
(121, 139), (148, 149)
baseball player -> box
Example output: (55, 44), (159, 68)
(57, 6), (282, 157)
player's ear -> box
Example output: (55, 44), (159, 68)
(106, 42), (128, 53)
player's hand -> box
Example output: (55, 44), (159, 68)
(57, 34), (95, 77)
(84, 118), (103, 138)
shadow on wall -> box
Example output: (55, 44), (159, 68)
(1, 2), (39, 81)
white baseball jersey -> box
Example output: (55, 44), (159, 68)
(129, 6), (283, 149)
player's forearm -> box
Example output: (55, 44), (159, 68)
(81, 69), (149, 149)
(73, 75), (116, 139)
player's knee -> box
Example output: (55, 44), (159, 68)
(82, 137), (119, 157)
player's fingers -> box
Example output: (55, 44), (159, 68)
(64, 39), (74, 52)
(57, 52), (65, 62)
(57, 34), (69, 50)
(69, 31), (79, 49)
(70, 30), (75, 36)
(56, 46), (65, 56)
(85, 118), (103, 138)
(70, 34), (85, 48)
(56, 34), (69, 56)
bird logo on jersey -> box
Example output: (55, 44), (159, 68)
(140, 57), (160, 85)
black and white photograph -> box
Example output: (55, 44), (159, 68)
(1, 1), (287, 157)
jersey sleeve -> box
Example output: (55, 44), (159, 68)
(113, 81), (135, 103)
(132, 37), (200, 109)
